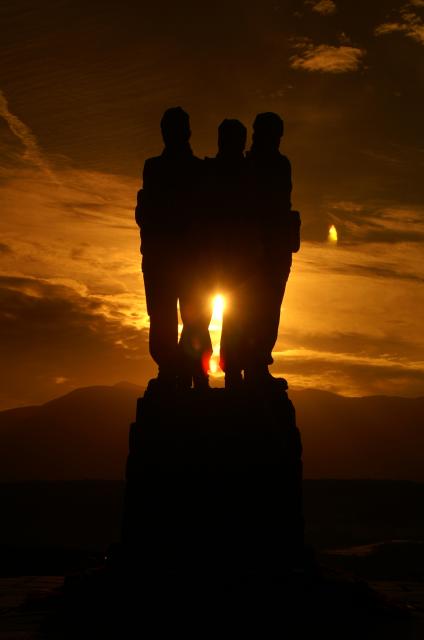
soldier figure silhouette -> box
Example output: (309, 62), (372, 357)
(205, 119), (252, 389)
(135, 107), (211, 390)
(244, 112), (301, 387)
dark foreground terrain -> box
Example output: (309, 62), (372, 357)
(1, 479), (423, 560)
(0, 479), (423, 638)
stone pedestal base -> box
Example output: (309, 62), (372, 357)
(122, 380), (304, 575)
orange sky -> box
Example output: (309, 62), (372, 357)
(0, 0), (423, 409)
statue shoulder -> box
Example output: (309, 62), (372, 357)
(142, 156), (162, 183)
(143, 155), (162, 170)
(278, 153), (291, 167)
(277, 153), (292, 180)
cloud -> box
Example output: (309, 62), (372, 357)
(272, 324), (424, 397)
(0, 276), (152, 410)
(306, 0), (337, 15)
(0, 90), (57, 181)
(274, 232), (424, 397)
(375, 3), (424, 45)
(276, 349), (424, 376)
(328, 202), (424, 245)
(278, 327), (424, 361)
(0, 88), (422, 406)
(272, 349), (424, 397)
(334, 263), (424, 284)
(296, 228), (424, 292)
(0, 160), (142, 311)
(0, 243), (12, 254)
(290, 41), (365, 73)
(0, 157), (152, 410)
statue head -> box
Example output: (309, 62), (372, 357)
(160, 107), (191, 148)
(252, 112), (284, 152)
(218, 119), (247, 156)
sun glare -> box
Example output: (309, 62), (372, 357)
(209, 358), (218, 374)
(212, 294), (225, 323)
(328, 224), (338, 243)
(208, 294), (226, 377)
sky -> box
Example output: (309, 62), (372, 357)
(0, 0), (423, 409)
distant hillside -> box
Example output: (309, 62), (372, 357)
(290, 389), (424, 481)
(0, 383), (139, 482)
(0, 383), (423, 481)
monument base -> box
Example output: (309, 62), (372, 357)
(59, 381), (410, 637)
(122, 380), (304, 575)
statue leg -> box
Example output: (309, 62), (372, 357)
(179, 272), (212, 388)
(142, 257), (179, 381)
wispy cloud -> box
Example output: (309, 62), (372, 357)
(328, 201), (424, 244)
(375, 3), (424, 45)
(290, 41), (365, 73)
(0, 161), (144, 329)
(0, 100), (422, 405)
(0, 275), (151, 410)
(0, 243), (12, 254)
(272, 230), (424, 397)
(305, 0), (337, 16)
(272, 348), (424, 397)
(0, 90), (57, 181)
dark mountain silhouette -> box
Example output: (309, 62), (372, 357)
(0, 383), (139, 482)
(294, 389), (424, 481)
(0, 383), (422, 482)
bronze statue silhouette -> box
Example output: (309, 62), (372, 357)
(135, 107), (211, 390)
(136, 108), (299, 391)
(125, 111), (305, 599)
(204, 119), (252, 389)
(243, 112), (301, 387)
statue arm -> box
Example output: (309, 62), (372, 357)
(284, 159), (301, 253)
(284, 156), (293, 212)
(135, 188), (143, 228)
(135, 159), (157, 233)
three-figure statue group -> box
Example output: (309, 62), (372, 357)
(135, 107), (301, 391)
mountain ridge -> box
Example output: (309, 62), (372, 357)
(0, 383), (423, 482)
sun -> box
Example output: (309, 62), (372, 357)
(211, 294), (225, 323)
(208, 294), (226, 376)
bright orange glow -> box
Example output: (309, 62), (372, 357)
(209, 359), (218, 374)
(328, 224), (338, 243)
(208, 294), (226, 376)
(211, 294), (225, 324)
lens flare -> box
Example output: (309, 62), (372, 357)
(328, 224), (338, 243)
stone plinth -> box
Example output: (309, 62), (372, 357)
(61, 384), (410, 637)
(122, 380), (304, 575)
